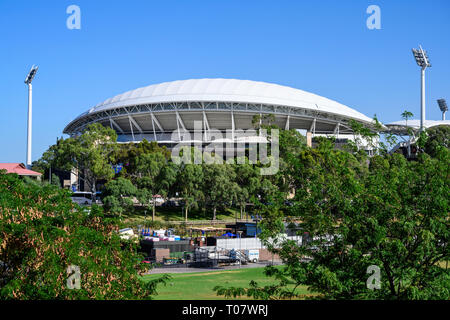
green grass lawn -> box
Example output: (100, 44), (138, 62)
(142, 266), (313, 300)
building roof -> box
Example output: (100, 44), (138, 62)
(0, 163), (42, 176)
(385, 119), (450, 134)
(74, 78), (373, 124)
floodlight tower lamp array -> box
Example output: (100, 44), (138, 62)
(411, 45), (431, 132)
(437, 99), (448, 121)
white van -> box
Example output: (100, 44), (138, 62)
(71, 192), (94, 206)
(245, 249), (260, 263)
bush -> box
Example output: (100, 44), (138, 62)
(0, 172), (168, 299)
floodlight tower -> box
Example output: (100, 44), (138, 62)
(24, 65), (38, 169)
(437, 99), (448, 120)
(412, 45), (431, 131)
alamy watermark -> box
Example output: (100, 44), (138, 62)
(366, 265), (381, 290)
(66, 264), (81, 289)
(66, 5), (81, 30)
(170, 121), (279, 175)
(366, 5), (381, 30)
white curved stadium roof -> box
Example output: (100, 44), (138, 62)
(81, 78), (373, 123)
(385, 120), (450, 135)
(386, 119), (450, 129)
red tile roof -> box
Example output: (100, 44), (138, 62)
(0, 163), (42, 176)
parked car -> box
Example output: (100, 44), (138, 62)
(71, 191), (94, 206)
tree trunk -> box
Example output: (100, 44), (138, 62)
(213, 207), (217, 220)
(152, 202), (156, 222)
(185, 205), (188, 223)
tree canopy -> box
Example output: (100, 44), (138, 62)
(215, 133), (450, 300)
(0, 172), (168, 299)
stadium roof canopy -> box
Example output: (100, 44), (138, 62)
(385, 119), (450, 135)
(64, 78), (378, 143)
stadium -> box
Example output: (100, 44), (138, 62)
(385, 119), (450, 135)
(63, 78), (378, 150)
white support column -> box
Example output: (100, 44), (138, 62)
(231, 109), (235, 140)
(175, 111), (187, 141)
(309, 118), (316, 136)
(128, 116), (135, 141)
(128, 115), (143, 133)
(285, 115), (290, 130)
(151, 113), (164, 133)
(334, 123), (340, 139)
(150, 115), (157, 141)
(110, 118), (124, 134)
(176, 111), (186, 131)
(203, 110), (210, 142)
(175, 113), (181, 141)
(258, 112), (262, 137)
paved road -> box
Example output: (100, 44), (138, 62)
(147, 261), (283, 274)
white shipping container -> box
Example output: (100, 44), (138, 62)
(216, 235), (302, 251)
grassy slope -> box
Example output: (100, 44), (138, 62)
(142, 266), (312, 300)
(123, 206), (245, 226)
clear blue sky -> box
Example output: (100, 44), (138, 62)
(1, 0), (449, 163)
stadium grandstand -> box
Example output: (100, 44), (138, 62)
(64, 78), (380, 151)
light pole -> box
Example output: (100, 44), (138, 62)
(412, 46), (431, 132)
(237, 231), (243, 268)
(437, 99), (448, 121)
(24, 65), (39, 169)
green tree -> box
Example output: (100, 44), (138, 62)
(157, 161), (178, 200)
(401, 110), (414, 130)
(134, 152), (166, 221)
(201, 159), (239, 220)
(75, 123), (119, 193)
(102, 177), (137, 216)
(36, 124), (118, 194)
(233, 159), (259, 219)
(423, 125), (450, 158)
(215, 140), (450, 300)
(50, 173), (60, 187)
(0, 172), (168, 299)
(176, 163), (203, 222)
(114, 139), (170, 176)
